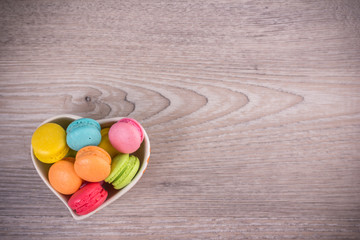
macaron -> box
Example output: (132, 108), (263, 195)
(108, 118), (144, 154)
(66, 118), (102, 151)
(48, 157), (82, 195)
(31, 123), (69, 164)
(74, 146), (111, 182)
(68, 182), (108, 216)
(98, 128), (119, 158)
(105, 153), (140, 190)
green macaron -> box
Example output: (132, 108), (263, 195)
(105, 153), (140, 190)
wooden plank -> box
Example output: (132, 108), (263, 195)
(1, 0), (360, 239)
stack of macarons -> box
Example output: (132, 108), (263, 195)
(31, 117), (145, 216)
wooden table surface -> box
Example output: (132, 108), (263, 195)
(1, 0), (360, 239)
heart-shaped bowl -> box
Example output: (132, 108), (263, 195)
(30, 114), (150, 220)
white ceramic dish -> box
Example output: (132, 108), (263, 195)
(30, 114), (150, 220)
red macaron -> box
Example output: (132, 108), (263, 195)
(68, 182), (108, 216)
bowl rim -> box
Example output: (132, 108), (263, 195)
(30, 114), (150, 220)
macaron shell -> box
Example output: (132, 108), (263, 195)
(66, 118), (102, 151)
(108, 121), (142, 154)
(118, 118), (144, 142)
(32, 123), (69, 164)
(113, 155), (140, 190)
(48, 159), (82, 195)
(98, 128), (119, 158)
(66, 118), (101, 132)
(74, 146), (111, 182)
(68, 182), (108, 216)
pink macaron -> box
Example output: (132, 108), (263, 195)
(108, 118), (144, 154)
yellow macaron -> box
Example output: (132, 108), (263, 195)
(31, 123), (69, 164)
(98, 128), (119, 158)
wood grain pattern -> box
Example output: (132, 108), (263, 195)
(1, 0), (360, 239)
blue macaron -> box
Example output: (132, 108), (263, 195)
(66, 118), (102, 151)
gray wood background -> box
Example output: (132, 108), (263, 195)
(1, 0), (360, 239)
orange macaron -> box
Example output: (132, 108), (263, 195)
(74, 146), (111, 182)
(48, 157), (82, 195)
